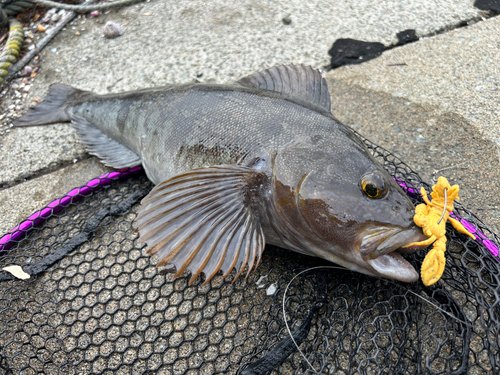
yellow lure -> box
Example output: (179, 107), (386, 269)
(404, 176), (476, 286)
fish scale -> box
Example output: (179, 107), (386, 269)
(14, 64), (427, 284)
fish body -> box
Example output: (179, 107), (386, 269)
(15, 65), (426, 283)
(70, 83), (340, 184)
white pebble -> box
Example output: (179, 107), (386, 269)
(266, 283), (277, 295)
(103, 21), (124, 39)
(51, 13), (61, 23)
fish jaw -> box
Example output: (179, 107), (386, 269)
(293, 226), (427, 283)
(357, 225), (428, 282)
(365, 253), (418, 282)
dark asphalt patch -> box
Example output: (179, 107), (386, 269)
(328, 39), (385, 68)
(328, 29), (419, 69)
(396, 29), (419, 45)
(474, 0), (500, 13)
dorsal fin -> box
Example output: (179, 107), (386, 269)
(236, 64), (331, 112)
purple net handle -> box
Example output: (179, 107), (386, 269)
(396, 179), (499, 257)
(0, 166), (143, 253)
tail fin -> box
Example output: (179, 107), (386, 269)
(14, 84), (87, 127)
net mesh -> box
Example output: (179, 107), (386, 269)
(0, 135), (499, 375)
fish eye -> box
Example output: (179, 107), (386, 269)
(360, 173), (387, 199)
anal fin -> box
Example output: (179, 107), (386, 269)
(72, 115), (141, 169)
(136, 165), (266, 285)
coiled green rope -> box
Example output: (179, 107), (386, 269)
(0, 18), (23, 84)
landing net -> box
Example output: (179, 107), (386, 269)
(0, 135), (498, 374)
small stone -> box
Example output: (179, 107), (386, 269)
(75, 31), (80, 35)
(42, 9), (56, 23)
(282, 16), (292, 25)
(103, 21), (124, 39)
(266, 283), (277, 295)
(51, 13), (61, 23)
(90, 11), (99, 17)
(37, 24), (47, 32)
(24, 66), (32, 75)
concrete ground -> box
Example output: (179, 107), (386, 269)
(0, 0), (499, 234)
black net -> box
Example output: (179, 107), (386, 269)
(1, 136), (499, 375)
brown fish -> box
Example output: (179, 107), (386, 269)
(15, 64), (426, 284)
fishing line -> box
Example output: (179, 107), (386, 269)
(404, 288), (471, 327)
(282, 263), (473, 374)
(437, 188), (448, 225)
(282, 265), (345, 375)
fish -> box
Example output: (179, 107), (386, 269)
(14, 64), (426, 284)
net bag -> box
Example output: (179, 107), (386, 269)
(0, 134), (499, 375)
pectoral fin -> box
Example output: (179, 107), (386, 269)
(136, 165), (266, 285)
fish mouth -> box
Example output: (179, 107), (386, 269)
(359, 226), (428, 282)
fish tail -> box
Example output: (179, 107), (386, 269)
(13, 83), (88, 127)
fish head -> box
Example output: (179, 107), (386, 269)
(270, 134), (427, 283)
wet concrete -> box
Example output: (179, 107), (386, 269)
(0, 157), (110, 234)
(327, 78), (500, 233)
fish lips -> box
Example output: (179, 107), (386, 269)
(359, 226), (428, 283)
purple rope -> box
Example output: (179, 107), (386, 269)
(0, 166), (143, 253)
(396, 179), (499, 257)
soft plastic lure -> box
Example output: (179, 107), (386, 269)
(404, 176), (476, 286)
